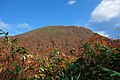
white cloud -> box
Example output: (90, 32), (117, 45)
(86, 0), (120, 38)
(0, 20), (31, 35)
(17, 23), (31, 31)
(91, 0), (120, 22)
(67, 0), (76, 5)
(0, 20), (10, 29)
(96, 31), (109, 37)
(115, 23), (120, 27)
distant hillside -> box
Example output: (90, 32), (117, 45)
(14, 26), (94, 54)
(1, 26), (120, 55)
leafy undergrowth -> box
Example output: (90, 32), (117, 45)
(0, 30), (120, 80)
(62, 43), (120, 80)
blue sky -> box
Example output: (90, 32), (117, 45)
(0, 0), (120, 38)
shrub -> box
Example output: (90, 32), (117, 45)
(62, 43), (120, 80)
(0, 30), (28, 80)
(0, 30), (120, 80)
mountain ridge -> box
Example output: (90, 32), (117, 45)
(11, 26), (120, 55)
(0, 26), (119, 55)
(14, 26), (94, 52)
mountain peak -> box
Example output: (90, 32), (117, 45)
(15, 26), (94, 54)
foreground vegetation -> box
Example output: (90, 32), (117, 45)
(0, 30), (120, 80)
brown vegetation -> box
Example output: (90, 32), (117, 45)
(14, 26), (120, 55)
(14, 26), (94, 55)
(0, 26), (120, 79)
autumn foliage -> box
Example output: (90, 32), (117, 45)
(0, 26), (120, 80)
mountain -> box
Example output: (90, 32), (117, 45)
(0, 26), (119, 55)
(14, 26), (94, 54)
(13, 26), (120, 55)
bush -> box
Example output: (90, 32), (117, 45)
(0, 30), (120, 80)
(0, 30), (28, 80)
(62, 43), (120, 80)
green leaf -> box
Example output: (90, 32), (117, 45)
(27, 78), (34, 80)
(16, 48), (21, 52)
(0, 29), (4, 35)
(96, 65), (120, 77)
(12, 61), (17, 67)
(0, 33), (4, 35)
(21, 47), (26, 50)
(93, 71), (97, 75)
(19, 51), (27, 54)
(110, 73), (117, 77)
(0, 29), (2, 31)
(16, 66), (21, 74)
(5, 32), (8, 36)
